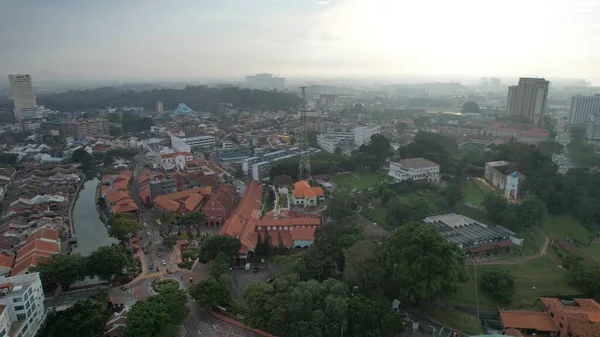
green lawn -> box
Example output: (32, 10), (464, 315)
(463, 180), (486, 206)
(420, 307), (484, 335)
(543, 215), (589, 243)
(446, 257), (579, 310)
(332, 170), (385, 191)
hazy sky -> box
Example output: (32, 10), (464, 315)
(2, 0), (600, 81)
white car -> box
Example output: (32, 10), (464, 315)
(143, 222), (147, 227)
(161, 259), (167, 266)
(146, 231), (151, 236)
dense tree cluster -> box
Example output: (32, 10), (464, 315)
(108, 213), (142, 244)
(198, 235), (241, 264)
(107, 113), (153, 134)
(243, 275), (401, 337)
(564, 255), (600, 302)
(125, 284), (189, 337)
(385, 195), (438, 227)
(1, 85), (302, 111)
(270, 134), (393, 180)
(40, 290), (112, 337)
(483, 192), (547, 232)
(35, 245), (131, 289)
(479, 268), (516, 304)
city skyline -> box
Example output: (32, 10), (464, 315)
(2, 0), (600, 82)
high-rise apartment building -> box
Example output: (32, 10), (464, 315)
(61, 119), (109, 139)
(569, 95), (600, 126)
(507, 85), (518, 115)
(156, 101), (164, 113)
(509, 78), (549, 125)
(8, 74), (37, 122)
(245, 73), (286, 89)
(0, 273), (46, 337)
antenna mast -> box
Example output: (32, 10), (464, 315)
(298, 86), (311, 180)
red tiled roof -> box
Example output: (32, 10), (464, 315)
(220, 182), (262, 238)
(468, 240), (512, 254)
(161, 151), (192, 159)
(504, 327), (524, 337)
(184, 193), (203, 212)
(0, 253), (14, 268)
(153, 196), (180, 212)
(0, 305), (5, 316)
(540, 297), (600, 337)
(291, 227), (315, 241)
(106, 190), (130, 204)
(112, 202), (139, 214)
(16, 240), (59, 263)
(26, 228), (60, 244)
(292, 180), (325, 199)
(499, 310), (556, 332)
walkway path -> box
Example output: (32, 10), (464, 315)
(468, 234), (550, 266)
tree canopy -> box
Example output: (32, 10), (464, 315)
(41, 292), (112, 337)
(34, 253), (86, 290)
(385, 222), (468, 304)
(480, 268), (516, 304)
(189, 277), (229, 308)
(385, 195), (437, 227)
(85, 245), (129, 282)
(10, 85), (303, 112)
(125, 285), (189, 337)
(198, 235), (241, 263)
(462, 101), (481, 114)
(108, 214), (142, 243)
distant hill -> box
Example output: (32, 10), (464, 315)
(0, 85), (301, 112)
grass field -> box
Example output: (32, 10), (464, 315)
(446, 257), (579, 310)
(332, 170), (385, 191)
(420, 307), (484, 335)
(463, 180), (486, 206)
(542, 215), (600, 260)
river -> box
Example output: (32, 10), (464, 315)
(72, 178), (118, 256)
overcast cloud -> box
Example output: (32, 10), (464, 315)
(1, 0), (600, 81)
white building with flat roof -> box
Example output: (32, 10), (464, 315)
(353, 124), (381, 146)
(171, 135), (216, 152)
(388, 157), (440, 183)
(0, 273), (46, 337)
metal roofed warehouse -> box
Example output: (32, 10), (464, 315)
(423, 213), (516, 254)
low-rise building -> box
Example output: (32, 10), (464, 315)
(171, 135), (216, 152)
(290, 180), (325, 207)
(423, 213), (515, 254)
(388, 157), (440, 183)
(0, 273), (46, 337)
(499, 297), (600, 337)
(484, 161), (525, 199)
(219, 182), (322, 264)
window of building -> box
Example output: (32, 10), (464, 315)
(16, 313), (26, 321)
(559, 322), (564, 329)
(14, 305), (25, 311)
(12, 297), (23, 303)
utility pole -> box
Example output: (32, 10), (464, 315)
(474, 264), (480, 320)
(298, 86), (311, 180)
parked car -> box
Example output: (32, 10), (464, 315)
(146, 231), (151, 236)
(166, 268), (172, 274)
(149, 264), (155, 270)
(156, 251), (162, 257)
(142, 247), (148, 254)
(161, 259), (167, 266)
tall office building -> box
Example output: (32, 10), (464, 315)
(489, 77), (501, 91)
(156, 101), (164, 113)
(507, 85), (518, 115)
(569, 95), (600, 126)
(509, 78), (549, 125)
(8, 74), (37, 122)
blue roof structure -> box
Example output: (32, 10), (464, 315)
(172, 103), (195, 115)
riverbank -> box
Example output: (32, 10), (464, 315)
(71, 178), (118, 256)
(68, 172), (86, 235)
